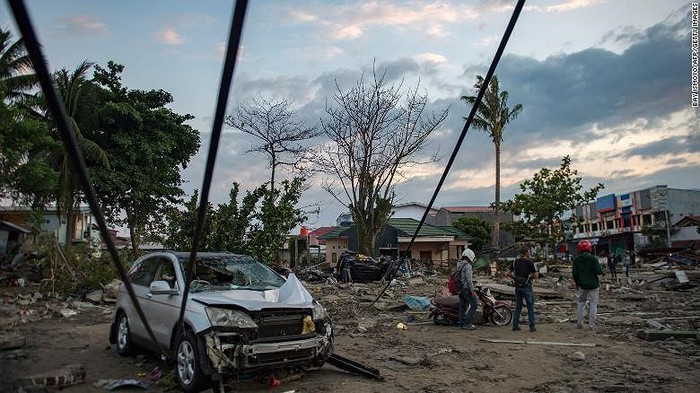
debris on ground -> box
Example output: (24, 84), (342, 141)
(15, 364), (86, 390)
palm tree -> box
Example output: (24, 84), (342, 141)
(461, 75), (522, 253)
(0, 28), (37, 104)
(49, 61), (109, 253)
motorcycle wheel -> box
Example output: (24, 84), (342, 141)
(488, 306), (513, 326)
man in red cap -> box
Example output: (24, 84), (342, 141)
(572, 240), (603, 331)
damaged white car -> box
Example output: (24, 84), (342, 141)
(109, 251), (334, 392)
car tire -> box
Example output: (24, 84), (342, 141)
(116, 313), (134, 356)
(175, 330), (210, 393)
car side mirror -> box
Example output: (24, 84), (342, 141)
(149, 280), (179, 295)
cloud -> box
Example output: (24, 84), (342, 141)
(286, 1), (478, 41)
(474, 36), (497, 47)
(416, 53), (448, 64)
(469, 11), (690, 147)
(288, 10), (318, 23)
(49, 15), (109, 37)
(623, 134), (700, 160)
(153, 12), (218, 46)
(154, 27), (183, 45)
(204, 11), (697, 226)
(482, 0), (599, 13)
(542, 0), (600, 13)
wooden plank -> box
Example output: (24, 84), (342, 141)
(480, 338), (596, 347)
(484, 283), (564, 298)
(675, 270), (689, 284)
(635, 329), (700, 341)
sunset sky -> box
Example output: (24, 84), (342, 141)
(2, 0), (698, 229)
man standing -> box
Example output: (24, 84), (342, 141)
(457, 248), (478, 330)
(510, 247), (538, 332)
(341, 254), (352, 284)
(606, 252), (618, 279)
(622, 250), (632, 277)
(573, 240), (604, 331)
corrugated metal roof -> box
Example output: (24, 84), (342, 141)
(0, 220), (32, 233)
(317, 226), (351, 240)
(388, 218), (463, 238)
(440, 206), (492, 213)
(437, 225), (472, 241)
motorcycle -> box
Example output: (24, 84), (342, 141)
(428, 285), (513, 326)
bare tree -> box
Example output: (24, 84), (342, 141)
(316, 69), (448, 255)
(225, 96), (320, 193)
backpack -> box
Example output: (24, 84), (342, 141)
(447, 265), (466, 295)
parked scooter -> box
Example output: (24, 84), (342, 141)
(428, 285), (513, 326)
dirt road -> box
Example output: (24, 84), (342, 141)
(2, 273), (699, 393)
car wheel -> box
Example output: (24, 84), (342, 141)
(176, 330), (210, 393)
(116, 313), (133, 356)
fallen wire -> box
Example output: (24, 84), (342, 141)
(175, 0), (249, 343)
(372, 0), (527, 306)
(7, 0), (166, 357)
(7, 0), (250, 359)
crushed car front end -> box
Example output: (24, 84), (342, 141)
(198, 303), (334, 376)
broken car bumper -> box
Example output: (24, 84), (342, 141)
(203, 330), (334, 373)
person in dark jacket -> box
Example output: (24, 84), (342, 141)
(606, 252), (617, 279)
(456, 248), (478, 330)
(509, 247), (538, 332)
(573, 240), (604, 331)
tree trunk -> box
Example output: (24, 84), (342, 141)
(129, 226), (139, 259)
(64, 193), (75, 255)
(492, 141), (501, 250)
(354, 213), (377, 256)
(126, 208), (140, 259)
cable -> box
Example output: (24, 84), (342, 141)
(372, 0), (527, 305)
(175, 0), (249, 335)
(7, 0), (167, 357)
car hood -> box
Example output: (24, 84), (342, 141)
(191, 273), (315, 311)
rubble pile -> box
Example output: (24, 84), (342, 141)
(303, 259), (699, 352)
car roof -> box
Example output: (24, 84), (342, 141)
(159, 251), (255, 261)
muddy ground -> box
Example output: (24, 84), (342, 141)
(1, 265), (699, 393)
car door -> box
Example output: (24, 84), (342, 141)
(125, 256), (162, 344)
(144, 255), (185, 350)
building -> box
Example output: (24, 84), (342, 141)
(391, 202), (439, 221)
(335, 213), (353, 227)
(0, 205), (98, 248)
(429, 206), (514, 248)
(570, 186), (700, 255)
(670, 216), (700, 249)
(0, 220), (32, 255)
(318, 217), (471, 265)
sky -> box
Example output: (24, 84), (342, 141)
(2, 0), (699, 231)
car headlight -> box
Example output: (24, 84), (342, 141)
(312, 301), (329, 321)
(205, 308), (258, 328)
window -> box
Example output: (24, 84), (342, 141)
(643, 214), (652, 226)
(157, 261), (177, 288)
(622, 214), (631, 228)
(606, 220), (614, 230)
(591, 223), (598, 231)
(128, 257), (162, 287)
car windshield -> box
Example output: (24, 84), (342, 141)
(186, 255), (286, 293)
